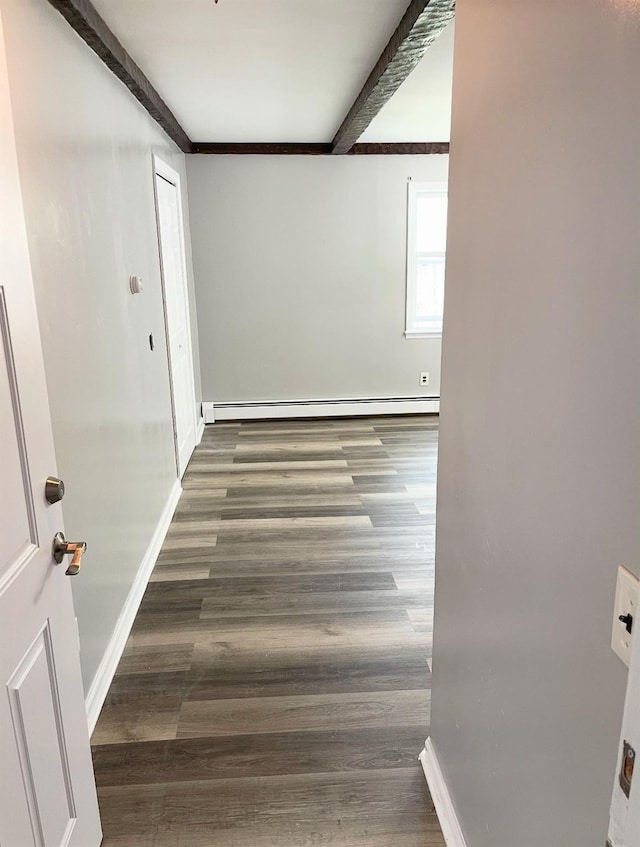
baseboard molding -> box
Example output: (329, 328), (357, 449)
(195, 416), (205, 444)
(203, 396), (440, 422)
(419, 738), (468, 847)
(84, 479), (182, 734)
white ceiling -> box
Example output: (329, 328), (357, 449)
(91, 0), (453, 144)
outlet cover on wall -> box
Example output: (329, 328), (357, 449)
(420, 372), (430, 387)
(612, 565), (640, 667)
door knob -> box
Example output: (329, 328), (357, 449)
(52, 532), (87, 576)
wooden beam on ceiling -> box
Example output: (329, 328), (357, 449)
(331, 0), (455, 155)
(191, 142), (449, 155)
(46, 1), (451, 157)
(191, 143), (333, 155)
(47, 0), (192, 153)
(350, 142), (449, 155)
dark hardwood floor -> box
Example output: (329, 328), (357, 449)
(92, 415), (443, 846)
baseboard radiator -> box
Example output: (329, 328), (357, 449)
(203, 396), (440, 423)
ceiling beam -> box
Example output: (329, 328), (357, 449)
(331, 0), (455, 155)
(46, 0), (192, 153)
(191, 143), (332, 155)
(191, 142), (450, 155)
(350, 142), (449, 155)
(46, 1), (451, 157)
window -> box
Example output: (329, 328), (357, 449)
(405, 181), (448, 337)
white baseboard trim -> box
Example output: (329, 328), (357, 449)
(84, 479), (182, 734)
(203, 396), (440, 422)
(195, 416), (205, 444)
(419, 738), (468, 847)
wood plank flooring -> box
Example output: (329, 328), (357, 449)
(92, 415), (443, 847)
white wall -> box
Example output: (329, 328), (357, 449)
(187, 154), (448, 403)
(0, 0), (201, 694)
(431, 1), (640, 845)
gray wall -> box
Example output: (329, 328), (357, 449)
(1, 0), (201, 693)
(431, 1), (640, 845)
(187, 154), (448, 403)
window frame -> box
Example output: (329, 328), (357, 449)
(405, 180), (448, 339)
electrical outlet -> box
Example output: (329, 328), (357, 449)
(612, 565), (639, 667)
(420, 372), (430, 387)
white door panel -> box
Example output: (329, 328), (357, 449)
(154, 160), (197, 478)
(0, 290), (36, 574)
(5, 615), (78, 846)
(0, 10), (101, 846)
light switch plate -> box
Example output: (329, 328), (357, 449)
(612, 565), (639, 667)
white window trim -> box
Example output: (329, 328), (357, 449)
(405, 180), (448, 339)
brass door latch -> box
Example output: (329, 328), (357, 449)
(620, 740), (635, 798)
(52, 532), (87, 576)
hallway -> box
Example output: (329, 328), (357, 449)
(91, 416), (442, 846)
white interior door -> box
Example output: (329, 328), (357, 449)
(153, 157), (198, 478)
(0, 13), (102, 846)
(609, 638), (640, 846)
